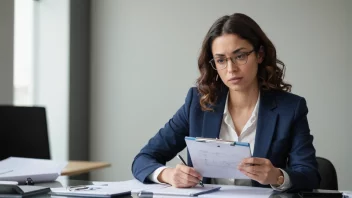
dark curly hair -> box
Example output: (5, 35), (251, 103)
(196, 13), (292, 111)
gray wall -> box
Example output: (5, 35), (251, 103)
(90, 0), (352, 190)
(348, 2), (352, 189)
(69, 0), (91, 180)
(68, 0), (90, 162)
(0, 0), (14, 104)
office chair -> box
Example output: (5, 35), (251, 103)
(0, 106), (51, 160)
(316, 156), (338, 190)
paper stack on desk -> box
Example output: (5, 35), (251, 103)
(0, 157), (67, 184)
(93, 179), (169, 193)
(198, 185), (273, 198)
(52, 179), (220, 198)
(51, 179), (168, 197)
(343, 191), (352, 198)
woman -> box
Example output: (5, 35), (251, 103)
(132, 13), (320, 192)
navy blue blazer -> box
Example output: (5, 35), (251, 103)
(132, 87), (320, 192)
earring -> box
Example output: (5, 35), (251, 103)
(216, 74), (219, 81)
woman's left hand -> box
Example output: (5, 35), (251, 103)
(237, 157), (282, 185)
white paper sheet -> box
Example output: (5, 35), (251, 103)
(186, 138), (251, 179)
(139, 184), (221, 196)
(0, 157), (67, 183)
(343, 191), (352, 198)
(199, 185), (273, 198)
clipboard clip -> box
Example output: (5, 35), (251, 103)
(195, 137), (234, 144)
(25, 178), (34, 185)
(186, 137), (250, 147)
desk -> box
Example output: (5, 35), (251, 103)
(61, 161), (111, 176)
(34, 179), (301, 198)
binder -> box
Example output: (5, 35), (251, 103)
(185, 136), (252, 179)
(0, 183), (50, 197)
(299, 189), (343, 198)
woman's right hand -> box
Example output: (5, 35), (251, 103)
(157, 164), (203, 188)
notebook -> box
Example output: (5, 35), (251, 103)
(0, 184), (50, 197)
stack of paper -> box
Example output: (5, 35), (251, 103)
(343, 191), (352, 198)
(138, 185), (221, 197)
(51, 179), (168, 197)
(51, 185), (130, 197)
(0, 157), (67, 184)
(198, 185), (273, 198)
(51, 180), (277, 198)
(92, 179), (168, 193)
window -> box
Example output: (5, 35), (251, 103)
(13, 0), (35, 105)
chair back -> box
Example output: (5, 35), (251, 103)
(0, 106), (50, 160)
(317, 156), (338, 190)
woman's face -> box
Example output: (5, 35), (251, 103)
(211, 34), (263, 92)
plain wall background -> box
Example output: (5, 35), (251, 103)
(0, 0), (14, 104)
(90, 0), (352, 190)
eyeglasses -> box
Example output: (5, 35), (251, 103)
(209, 49), (255, 70)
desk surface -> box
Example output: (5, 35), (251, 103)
(33, 179), (300, 198)
(61, 161), (111, 176)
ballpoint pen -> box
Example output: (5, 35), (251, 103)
(68, 185), (90, 191)
(177, 155), (204, 187)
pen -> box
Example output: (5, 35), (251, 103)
(177, 155), (204, 187)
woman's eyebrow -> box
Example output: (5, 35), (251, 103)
(214, 47), (247, 57)
(232, 47), (247, 54)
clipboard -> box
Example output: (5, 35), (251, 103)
(185, 136), (251, 179)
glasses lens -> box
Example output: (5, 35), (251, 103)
(214, 58), (227, 70)
(232, 53), (248, 66)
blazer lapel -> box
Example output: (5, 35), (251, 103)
(253, 91), (278, 158)
(201, 89), (228, 138)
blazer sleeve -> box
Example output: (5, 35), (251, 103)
(131, 88), (195, 183)
(284, 98), (321, 192)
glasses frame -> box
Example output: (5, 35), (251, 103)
(209, 49), (255, 70)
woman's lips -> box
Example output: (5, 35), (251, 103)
(228, 77), (243, 83)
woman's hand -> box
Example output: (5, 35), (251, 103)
(237, 157), (283, 185)
(157, 164), (203, 188)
